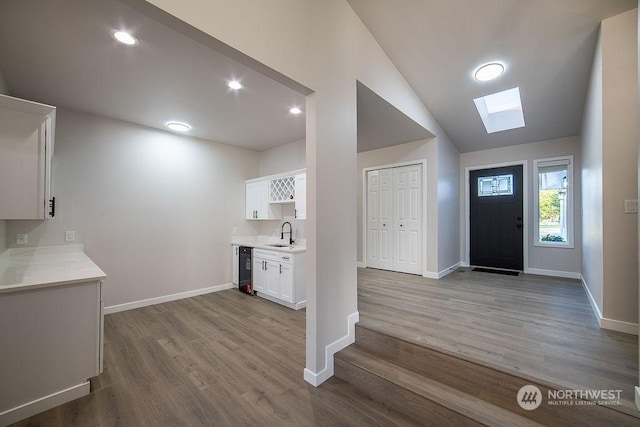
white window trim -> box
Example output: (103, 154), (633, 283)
(533, 155), (574, 249)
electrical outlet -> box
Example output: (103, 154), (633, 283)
(232, 227), (238, 235)
(65, 231), (75, 242)
(624, 200), (638, 214)
(16, 234), (27, 245)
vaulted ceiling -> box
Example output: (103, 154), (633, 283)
(348, 0), (637, 152)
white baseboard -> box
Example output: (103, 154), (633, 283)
(255, 292), (306, 310)
(423, 262), (461, 279)
(356, 262), (366, 268)
(581, 275), (638, 336)
(304, 311), (359, 387)
(0, 382), (89, 426)
(525, 268), (581, 279)
(104, 283), (235, 314)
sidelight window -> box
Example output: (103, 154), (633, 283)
(534, 156), (573, 247)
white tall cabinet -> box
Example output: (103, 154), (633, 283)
(0, 94), (56, 219)
(367, 164), (422, 275)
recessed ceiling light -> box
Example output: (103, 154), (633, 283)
(166, 122), (191, 132)
(474, 62), (504, 82)
(228, 80), (242, 90)
(112, 30), (138, 46)
(289, 107), (302, 115)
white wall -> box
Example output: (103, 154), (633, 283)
(437, 136), (461, 273)
(6, 108), (259, 307)
(581, 9), (638, 326)
(581, 28), (604, 310)
(258, 139), (305, 177)
(460, 136), (582, 275)
(357, 138), (438, 274)
(128, 0), (455, 383)
(0, 68), (7, 252)
(601, 9), (638, 324)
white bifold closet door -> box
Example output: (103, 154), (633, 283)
(367, 164), (422, 275)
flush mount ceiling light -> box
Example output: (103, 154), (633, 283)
(474, 62), (504, 82)
(289, 107), (302, 115)
(166, 122), (191, 132)
(228, 80), (243, 90)
(111, 30), (139, 46)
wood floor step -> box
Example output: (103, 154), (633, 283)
(352, 324), (640, 426)
(335, 346), (544, 427)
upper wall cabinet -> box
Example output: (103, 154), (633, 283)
(246, 180), (282, 220)
(246, 169), (306, 221)
(0, 95), (56, 219)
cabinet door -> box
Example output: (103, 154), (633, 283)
(294, 174), (306, 220)
(252, 256), (267, 293)
(245, 181), (263, 219)
(232, 245), (239, 285)
(0, 100), (54, 219)
(279, 262), (294, 303)
(265, 260), (280, 297)
(246, 180), (281, 220)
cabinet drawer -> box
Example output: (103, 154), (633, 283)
(279, 254), (293, 264)
(253, 249), (280, 261)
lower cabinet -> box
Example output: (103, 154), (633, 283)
(252, 249), (305, 309)
(0, 280), (103, 425)
(232, 245), (239, 285)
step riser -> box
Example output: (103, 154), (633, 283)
(339, 325), (638, 426)
(334, 357), (483, 427)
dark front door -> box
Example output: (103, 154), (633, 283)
(470, 165), (523, 270)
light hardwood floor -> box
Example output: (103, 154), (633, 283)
(357, 267), (639, 416)
(13, 290), (420, 427)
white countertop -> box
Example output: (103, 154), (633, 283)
(231, 236), (307, 253)
(0, 244), (106, 294)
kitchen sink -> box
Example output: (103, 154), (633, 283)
(266, 244), (290, 248)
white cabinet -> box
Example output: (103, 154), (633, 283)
(232, 245), (239, 285)
(279, 255), (294, 303)
(0, 94), (56, 219)
(0, 280), (103, 425)
(294, 173), (306, 220)
(245, 180), (281, 220)
(252, 249), (306, 309)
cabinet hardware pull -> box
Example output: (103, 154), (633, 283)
(280, 264), (282, 274)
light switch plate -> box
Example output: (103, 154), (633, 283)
(65, 231), (75, 242)
(624, 200), (638, 214)
(16, 234), (27, 245)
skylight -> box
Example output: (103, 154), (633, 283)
(473, 87), (525, 134)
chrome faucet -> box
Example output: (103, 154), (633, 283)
(281, 221), (294, 245)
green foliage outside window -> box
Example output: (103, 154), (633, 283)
(539, 190), (560, 223)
